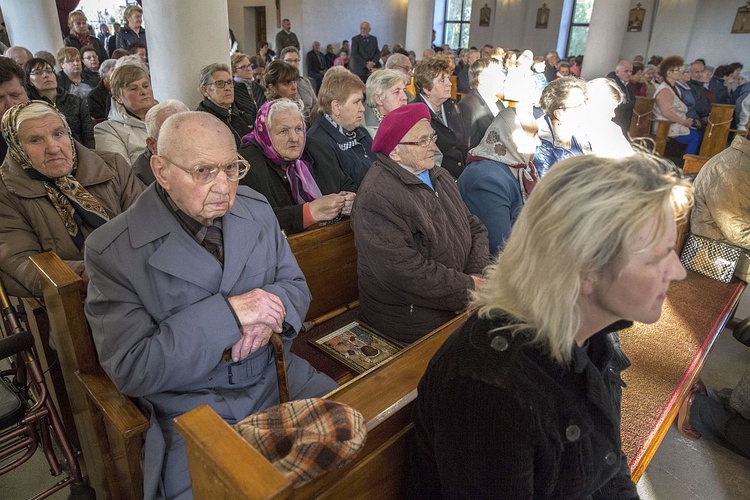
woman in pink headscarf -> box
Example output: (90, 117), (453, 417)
(239, 98), (357, 234)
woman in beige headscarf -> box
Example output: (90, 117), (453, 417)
(0, 101), (144, 296)
(457, 106), (539, 254)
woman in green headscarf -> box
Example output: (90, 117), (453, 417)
(0, 100), (144, 297)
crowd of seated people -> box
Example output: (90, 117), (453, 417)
(2, 9), (749, 497)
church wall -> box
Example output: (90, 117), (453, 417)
(301, 0), (408, 56)
(226, 0), (749, 73)
(686, 0), (750, 69)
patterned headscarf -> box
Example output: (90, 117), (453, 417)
(1, 101), (109, 248)
(242, 99), (322, 204)
(468, 107), (539, 200)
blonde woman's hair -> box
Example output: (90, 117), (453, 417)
(473, 154), (693, 365)
(109, 64), (149, 98)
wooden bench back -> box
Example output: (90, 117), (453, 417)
(287, 221), (358, 323)
(176, 311), (471, 499)
(699, 103), (734, 157)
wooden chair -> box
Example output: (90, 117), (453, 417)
(682, 154), (710, 176)
(698, 103), (734, 157)
(627, 96), (670, 156)
(450, 75), (457, 100)
(176, 312), (472, 499)
(406, 76), (416, 99)
(629, 96), (655, 139)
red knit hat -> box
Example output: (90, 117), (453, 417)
(371, 102), (431, 155)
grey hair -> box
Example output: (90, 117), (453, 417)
(385, 53), (410, 69)
(644, 64), (658, 74)
(199, 63), (231, 88)
(366, 69), (409, 108)
(145, 99), (190, 141)
(99, 59), (117, 79)
(266, 98), (304, 130)
(114, 55), (148, 72)
(615, 59), (632, 71)
(473, 154), (692, 365)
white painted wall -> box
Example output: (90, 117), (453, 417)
(302, 0), (408, 55)
(619, 0), (655, 61)
(685, 0), (750, 68)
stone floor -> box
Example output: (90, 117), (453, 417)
(2, 293), (750, 499)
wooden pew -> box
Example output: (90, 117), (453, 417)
(176, 311), (471, 499)
(27, 220), (361, 497)
(287, 220), (357, 324)
(30, 252), (149, 500)
(698, 103), (734, 157)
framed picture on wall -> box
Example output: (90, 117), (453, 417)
(536, 3), (550, 29)
(628, 3), (645, 32)
(731, 2), (750, 33)
(480, 4), (491, 27)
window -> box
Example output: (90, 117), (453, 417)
(566, 0), (594, 57)
(444, 0), (471, 49)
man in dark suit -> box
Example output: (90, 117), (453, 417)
(351, 21), (380, 82)
(306, 41), (326, 93)
(687, 59), (711, 124)
(459, 58), (507, 149)
(544, 51), (559, 84)
(275, 18), (300, 56)
(607, 60), (635, 135)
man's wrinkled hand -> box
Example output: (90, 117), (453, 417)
(231, 324), (273, 362)
(227, 289), (286, 332)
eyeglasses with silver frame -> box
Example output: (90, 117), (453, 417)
(159, 154), (250, 184)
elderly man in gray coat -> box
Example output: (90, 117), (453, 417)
(84, 111), (337, 499)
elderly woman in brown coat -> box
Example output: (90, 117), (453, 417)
(350, 103), (489, 344)
(0, 101), (144, 297)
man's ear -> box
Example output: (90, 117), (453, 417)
(146, 137), (157, 155)
(151, 155), (170, 190)
(331, 99), (341, 117)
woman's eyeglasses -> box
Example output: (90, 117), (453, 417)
(399, 133), (438, 148)
(30, 69), (55, 77)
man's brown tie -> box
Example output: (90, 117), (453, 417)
(203, 225), (224, 265)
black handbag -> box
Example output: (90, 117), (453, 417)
(679, 234), (745, 283)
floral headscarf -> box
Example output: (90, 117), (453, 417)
(468, 107), (539, 200)
(1, 100), (109, 248)
(242, 99), (322, 204)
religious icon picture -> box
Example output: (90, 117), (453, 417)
(310, 321), (403, 373)
(480, 4), (491, 27)
(731, 2), (750, 34)
(628, 3), (646, 32)
(536, 3), (550, 29)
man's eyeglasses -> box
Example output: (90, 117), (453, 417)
(236, 63), (256, 71)
(30, 69), (55, 77)
(284, 58), (300, 64)
(209, 79), (234, 89)
(160, 154), (250, 184)
(399, 133), (438, 148)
